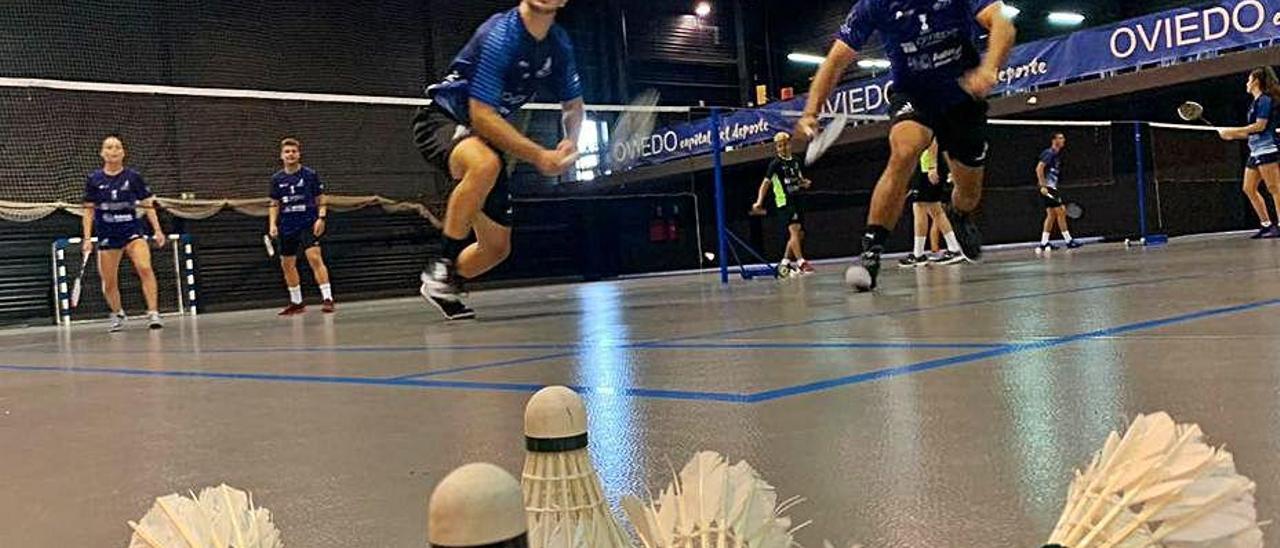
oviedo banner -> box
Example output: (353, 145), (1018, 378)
(607, 0), (1280, 169)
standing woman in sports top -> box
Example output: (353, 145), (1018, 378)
(1220, 67), (1280, 239)
(82, 135), (167, 332)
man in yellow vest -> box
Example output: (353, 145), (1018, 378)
(900, 140), (969, 267)
(751, 132), (814, 275)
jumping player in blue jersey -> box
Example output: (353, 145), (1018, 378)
(81, 135), (167, 332)
(796, 0), (1016, 291)
(1219, 67), (1280, 239)
(412, 0), (584, 320)
(269, 138), (335, 315)
(1036, 132), (1081, 251)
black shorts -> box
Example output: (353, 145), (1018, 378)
(890, 91), (990, 168)
(777, 204), (804, 228)
(278, 229), (321, 257)
(1041, 187), (1065, 209)
(910, 172), (947, 203)
(1247, 153), (1279, 169)
(411, 105), (513, 227)
(96, 227), (146, 250)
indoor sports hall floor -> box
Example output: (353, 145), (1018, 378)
(3, 234), (1280, 546)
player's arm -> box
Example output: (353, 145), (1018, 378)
(964, 1), (1017, 98)
(81, 202), (95, 253)
(313, 174), (327, 237)
(753, 178), (771, 212)
(140, 197), (166, 247)
(268, 199), (280, 238)
(471, 101), (574, 175)
(1035, 161), (1050, 193)
(797, 41), (858, 137)
(1221, 119), (1268, 140)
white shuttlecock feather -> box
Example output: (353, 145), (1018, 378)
(1044, 412), (1262, 548)
(128, 484), (282, 548)
(622, 451), (812, 548)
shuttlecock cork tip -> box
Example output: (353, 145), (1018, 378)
(427, 463), (527, 547)
(524, 385), (588, 452)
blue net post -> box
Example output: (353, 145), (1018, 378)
(1134, 122), (1148, 241)
(711, 108), (729, 284)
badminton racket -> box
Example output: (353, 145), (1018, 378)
(603, 88), (662, 175)
(804, 113), (850, 166)
(69, 244), (93, 309)
(1065, 202), (1084, 220)
(1177, 101), (1214, 126)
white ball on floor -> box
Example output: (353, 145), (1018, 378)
(845, 264), (874, 292)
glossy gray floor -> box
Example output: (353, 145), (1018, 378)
(3, 235), (1280, 547)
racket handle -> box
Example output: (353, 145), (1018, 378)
(263, 234), (276, 257)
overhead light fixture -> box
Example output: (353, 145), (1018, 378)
(856, 58), (891, 70)
(1001, 4), (1021, 18)
(694, 1), (711, 17)
(1047, 11), (1085, 26)
(787, 52), (826, 65)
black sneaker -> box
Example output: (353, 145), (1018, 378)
(420, 259), (475, 320)
(1251, 227), (1271, 239)
(898, 254), (929, 268)
(933, 250), (968, 265)
(945, 206), (983, 261)
(1265, 226), (1280, 239)
(1066, 240), (1084, 249)
(1037, 243), (1059, 252)
(847, 247), (881, 292)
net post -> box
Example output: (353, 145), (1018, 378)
(1134, 122), (1149, 241)
(710, 108), (729, 284)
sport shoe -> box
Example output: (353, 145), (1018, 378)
(847, 241), (881, 292)
(1264, 226), (1280, 239)
(1037, 242), (1059, 252)
(1066, 239), (1084, 249)
(277, 303), (306, 316)
(898, 254), (929, 268)
(147, 311), (163, 330)
(933, 250), (968, 265)
(321, 299), (336, 313)
(421, 259), (475, 320)
(1250, 226), (1272, 239)
(946, 206), (983, 261)
(798, 260), (815, 274)
(108, 312), (126, 333)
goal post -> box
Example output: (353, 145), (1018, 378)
(51, 234), (199, 326)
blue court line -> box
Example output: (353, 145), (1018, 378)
(2, 296), (1277, 404)
(55, 340), (1008, 355)
(390, 267), (1267, 381)
(744, 297), (1280, 403)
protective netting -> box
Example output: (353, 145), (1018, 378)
(1148, 123), (1254, 236)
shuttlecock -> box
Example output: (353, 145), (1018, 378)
(127, 483), (282, 548)
(622, 451), (811, 548)
(1043, 411), (1262, 548)
(428, 462), (528, 548)
(522, 386), (630, 548)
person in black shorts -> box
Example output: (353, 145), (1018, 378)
(1035, 132), (1082, 251)
(269, 138), (335, 315)
(751, 132), (814, 275)
(411, 0), (584, 320)
(796, 0), (1015, 291)
(899, 141), (968, 267)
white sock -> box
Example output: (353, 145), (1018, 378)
(1062, 231), (1073, 242)
(1041, 232), (1051, 245)
(913, 237), (926, 256)
(319, 283), (333, 301)
(1264, 221), (1273, 228)
(944, 232), (962, 253)
(288, 286), (302, 305)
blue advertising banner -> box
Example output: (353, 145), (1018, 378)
(610, 0), (1280, 169)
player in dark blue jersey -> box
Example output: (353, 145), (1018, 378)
(81, 135), (167, 332)
(269, 138), (335, 315)
(411, 0), (584, 320)
(1035, 132), (1081, 250)
(1219, 67), (1280, 239)
(796, 0), (1015, 291)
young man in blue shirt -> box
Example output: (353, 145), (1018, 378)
(796, 0), (1016, 291)
(269, 138), (334, 315)
(1036, 132), (1081, 250)
(412, 0), (584, 320)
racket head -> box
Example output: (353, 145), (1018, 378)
(804, 113), (850, 166)
(1177, 101), (1205, 122)
(604, 89), (662, 174)
(1065, 202), (1084, 220)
